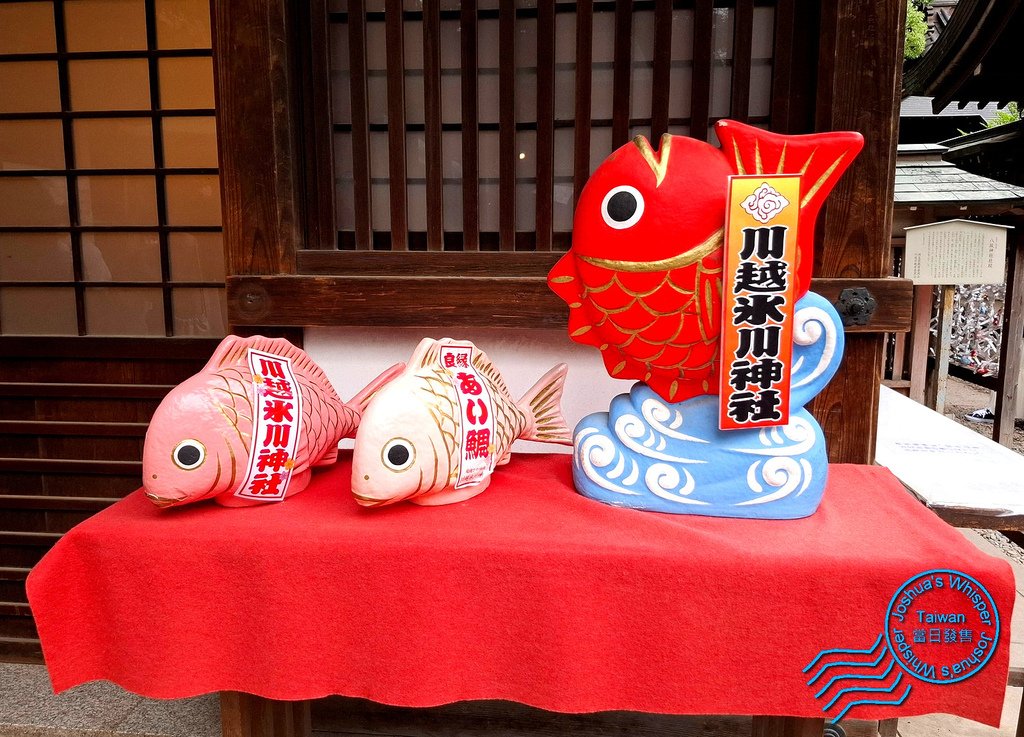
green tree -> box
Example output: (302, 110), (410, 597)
(905, 0), (930, 60)
(987, 103), (1021, 128)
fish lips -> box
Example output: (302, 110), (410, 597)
(144, 491), (189, 508)
(350, 490), (395, 508)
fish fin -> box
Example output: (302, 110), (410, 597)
(547, 252), (581, 304)
(517, 363), (572, 445)
(346, 362), (406, 414)
(410, 338), (515, 400)
(469, 346), (512, 398)
(645, 372), (708, 405)
(314, 444), (339, 467)
(496, 450), (512, 466)
(551, 255), (605, 349)
(714, 119), (863, 297)
(408, 337), (442, 370)
(204, 334), (341, 397)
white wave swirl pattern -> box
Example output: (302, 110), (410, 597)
(736, 456), (811, 506)
(575, 427), (641, 496)
(734, 415), (815, 456)
(792, 305), (838, 390)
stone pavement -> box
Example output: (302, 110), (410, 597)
(1, 528), (1021, 737)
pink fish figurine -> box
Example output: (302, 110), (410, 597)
(351, 338), (572, 507)
(143, 335), (404, 508)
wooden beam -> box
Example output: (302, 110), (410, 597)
(347, 0), (373, 250)
(220, 693), (311, 737)
(572, 0), (593, 207)
(995, 232), (1024, 446)
(808, 0), (907, 464)
(611, 0), (633, 147)
(689, 0), (713, 141)
(229, 274), (913, 332)
(384, 0), (409, 250)
(460, 0), (480, 250)
(423, 0), (444, 251)
(498, 0), (517, 250)
(751, 716), (824, 737)
(212, 0), (302, 275)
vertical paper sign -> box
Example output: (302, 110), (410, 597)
(719, 175), (800, 431)
(439, 343), (496, 489)
(234, 349), (304, 502)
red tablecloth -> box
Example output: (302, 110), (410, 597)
(29, 455), (1013, 725)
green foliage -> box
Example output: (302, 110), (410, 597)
(987, 103), (1021, 128)
(905, 0), (928, 60)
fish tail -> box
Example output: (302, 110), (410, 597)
(517, 363), (572, 445)
(714, 119), (863, 297)
(346, 362), (406, 417)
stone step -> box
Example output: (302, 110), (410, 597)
(0, 663), (218, 737)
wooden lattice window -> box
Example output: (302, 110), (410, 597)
(0, 0), (226, 337)
(326, 0), (790, 254)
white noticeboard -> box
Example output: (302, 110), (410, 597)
(903, 219), (1010, 286)
(876, 386), (1024, 516)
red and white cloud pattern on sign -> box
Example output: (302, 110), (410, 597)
(742, 182), (790, 224)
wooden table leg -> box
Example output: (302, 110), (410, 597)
(751, 716), (825, 736)
(220, 692), (311, 737)
(878, 717), (899, 736)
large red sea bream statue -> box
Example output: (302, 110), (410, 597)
(549, 120), (863, 518)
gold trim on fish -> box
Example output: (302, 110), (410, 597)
(633, 133), (672, 187)
(577, 228), (723, 272)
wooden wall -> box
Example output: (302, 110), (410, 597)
(0, 337), (218, 661)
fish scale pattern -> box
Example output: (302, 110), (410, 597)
(206, 363), (348, 475)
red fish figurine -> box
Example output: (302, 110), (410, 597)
(142, 336), (404, 508)
(548, 119), (864, 403)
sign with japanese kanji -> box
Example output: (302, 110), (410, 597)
(903, 219), (1010, 286)
(234, 349), (304, 501)
(719, 175), (800, 431)
(439, 343), (496, 489)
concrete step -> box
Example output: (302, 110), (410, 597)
(0, 663), (218, 737)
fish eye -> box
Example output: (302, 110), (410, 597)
(381, 438), (416, 472)
(172, 439), (206, 470)
(601, 185), (644, 229)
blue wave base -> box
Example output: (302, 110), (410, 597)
(571, 292), (845, 519)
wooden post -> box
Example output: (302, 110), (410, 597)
(926, 285), (954, 414)
(750, 716), (825, 737)
(220, 692), (311, 737)
(891, 330), (906, 384)
(808, 0), (907, 464)
(878, 717), (899, 737)
(995, 230), (1024, 446)
(909, 284), (933, 404)
(212, 0), (303, 277)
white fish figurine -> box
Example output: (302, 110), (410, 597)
(351, 338), (572, 507)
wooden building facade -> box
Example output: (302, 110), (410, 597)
(1, 0), (909, 664)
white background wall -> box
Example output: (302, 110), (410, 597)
(306, 326), (634, 453)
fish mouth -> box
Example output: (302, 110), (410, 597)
(351, 491), (392, 508)
(145, 492), (185, 508)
